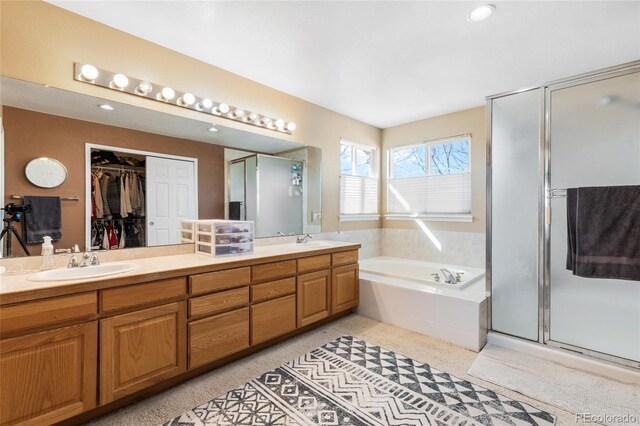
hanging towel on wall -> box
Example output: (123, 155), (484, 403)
(23, 196), (62, 243)
(566, 185), (640, 281)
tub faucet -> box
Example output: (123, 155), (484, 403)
(440, 268), (457, 284)
(296, 234), (312, 244)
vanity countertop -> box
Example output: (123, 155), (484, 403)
(0, 240), (360, 305)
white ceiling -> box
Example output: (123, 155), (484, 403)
(49, 1), (640, 128)
(0, 77), (302, 154)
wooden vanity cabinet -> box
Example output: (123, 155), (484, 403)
(100, 301), (187, 404)
(187, 269), (251, 369)
(0, 245), (360, 425)
(0, 322), (97, 426)
(251, 294), (296, 345)
(189, 308), (250, 369)
(296, 250), (360, 327)
(297, 269), (331, 327)
(332, 264), (359, 314)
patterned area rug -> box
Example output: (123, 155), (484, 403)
(164, 336), (555, 425)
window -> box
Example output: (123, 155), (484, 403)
(339, 139), (379, 219)
(387, 135), (472, 220)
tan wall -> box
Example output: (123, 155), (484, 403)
(3, 106), (225, 256)
(0, 1), (382, 233)
(381, 106), (486, 233)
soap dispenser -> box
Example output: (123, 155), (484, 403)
(41, 236), (55, 270)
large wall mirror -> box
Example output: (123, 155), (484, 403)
(0, 76), (322, 258)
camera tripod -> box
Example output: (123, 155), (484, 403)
(0, 215), (30, 257)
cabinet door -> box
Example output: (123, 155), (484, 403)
(297, 269), (330, 327)
(251, 295), (296, 345)
(332, 264), (359, 314)
(100, 302), (186, 404)
(0, 322), (97, 426)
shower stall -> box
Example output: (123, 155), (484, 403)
(229, 154), (304, 237)
(487, 61), (640, 369)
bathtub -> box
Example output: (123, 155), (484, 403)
(359, 257), (484, 289)
(357, 256), (488, 351)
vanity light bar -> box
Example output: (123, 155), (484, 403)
(73, 63), (296, 134)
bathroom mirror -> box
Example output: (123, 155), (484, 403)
(0, 76), (322, 257)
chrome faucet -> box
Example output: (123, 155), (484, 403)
(440, 268), (458, 284)
(78, 247), (101, 267)
(296, 234), (312, 244)
(79, 251), (100, 267)
(430, 273), (441, 282)
(60, 244), (81, 268)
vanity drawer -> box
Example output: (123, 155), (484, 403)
(189, 308), (249, 369)
(101, 278), (186, 313)
(332, 250), (359, 267)
(297, 254), (331, 273)
(251, 277), (296, 304)
(251, 295), (296, 345)
(189, 267), (251, 296)
(0, 292), (97, 336)
(252, 260), (296, 284)
(189, 287), (249, 319)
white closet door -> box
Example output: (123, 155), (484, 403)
(146, 156), (197, 246)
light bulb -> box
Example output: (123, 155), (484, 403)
(218, 103), (230, 114)
(233, 109), (245, 119)
(197, 98), (213, 111)
(111, 73), (129, 89)
(136, 81), (153, 95)
(275, 118), (285, 130)
(248, 113), (258, 122)
(261, 117), (272, 126)
(286, 122), (296, 132)
(467, 4), (495, 21)
(159, 87), (175, 101)
(179, 93), (196, 106)
(80, 64), (99, 81)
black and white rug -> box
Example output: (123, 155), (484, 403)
(164, 336), (555, 426)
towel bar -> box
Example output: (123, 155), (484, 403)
(10, 195), (80, 201)
(548, 189), (567, 199)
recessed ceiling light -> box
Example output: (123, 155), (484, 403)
(98, 104), (114, 111)
(467, 4), (495, 22)
(208, 126), (219, 132)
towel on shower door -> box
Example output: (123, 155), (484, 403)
(566, 185), (640, 281)
(229, 202), (243, 220)
(23, 196), (62, 243)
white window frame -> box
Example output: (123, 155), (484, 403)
(339, 138), (380, 221)
(385, 134), (473, 222)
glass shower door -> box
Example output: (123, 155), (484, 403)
(547, 70), (640, 364)
(490, 89), (541, 341)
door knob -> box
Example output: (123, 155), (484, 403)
(149, 221), (155, 226)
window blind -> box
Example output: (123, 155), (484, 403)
(387, 172), (471, 215)
(340, 175), (379, 215)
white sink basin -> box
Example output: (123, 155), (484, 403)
(27, 263), (137, 282)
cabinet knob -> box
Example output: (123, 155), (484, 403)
(149, 221), (155, 226)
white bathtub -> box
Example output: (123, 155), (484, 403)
(359, 257), (484, 289)
(357, 256), (488, 351)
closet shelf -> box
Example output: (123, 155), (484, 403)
(92, 164), (145, 172)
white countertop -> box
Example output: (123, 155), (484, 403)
(0, 240), (360, 302)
